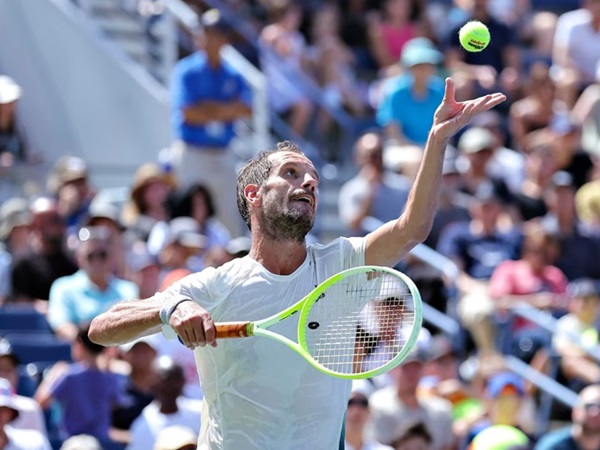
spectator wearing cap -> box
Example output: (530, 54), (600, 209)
(463, 372), (534, 450)
(534, 384), (600, 450)
(153, 425), (197, 450)
(85, 199), (127, 277)
(126, 356), (202, 450)
(541, 171), (600, 281)
(35, 326), (126, 445)
(376, 37), (445, 146)
(148, 217), (206, 283)
(442, 0), (521, 104)
(0, 376), (51, 450)
(121, 163), (176, 243)
(10, 197), (78, 304)
(437, 182), (522, 353)
(166, 183), (230, 259)
(455, 127), (514, 208)
(0, 197), (31, 302)
(59, 434), (102, 450)
(48, 226), (138, 341)
(111, 337), (158, 444)
(170, 8), (251, 238)
(0, 350), (46, 435)
(47, 155), (96, 238)
(368, 347), (455, 450)
(0, 75), (27, 167)
(488, 221), (568, 361)
(338, 131), (410, 235)
(553, 279), (600, 389)
(344, 390), (393, 450)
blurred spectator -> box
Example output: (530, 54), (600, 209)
(470, 111), (525, 195)
(0, 351), (46, 434)
(533, 384), (600, 450)
(455, 128), (514, 205)
(124, 241), (160, 299)
(463, 373), (534, 448)
(150, 217), (206, 280)
(489, 220), (568, 361)
(512, 142), (556, 222)
(572, 74), (600, 157)
(541, 171), (600, 281)
(308, 3), (368, 136)
(59, 434), (102, 450)
(153, 425), (197, 450)
(443, 0), (521, 102)
(391, 422), (433, 450)
(552, 0), (600, 108)
(0, 75), (26, 167)
(126, 356), (202, 450)
(48, 226), (138, 341)
(121, 163), (175, 242)
(85, 199), (127, 277)
(10, 197), (78, 304)
(437, 182), (522, 353)
(376, 37), (445, 146)
(338, 131), (410, 235)
(111, 337), (158, 445)
(260, 2), (312, 136)
(470, 424), (530, 450)
(34, 326), (125, 445)
(368, 349), (455, 450)
(344, 390), (393, 450)
(47, 156), (95, 237)
(170, 8), (251, 237)
(423, 154), (470, 248)
(0, 377), (51, 450)
(575, 178), (600, 236)
(166, 183), (231, 259)
(553, 279), (600, 389)
(0, 197), (31, 302)
(367, 0), (428, 70)
(508, 62), (559, 152)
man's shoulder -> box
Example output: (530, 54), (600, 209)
(534, 426), (574, 450)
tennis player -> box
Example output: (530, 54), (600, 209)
(89, 78), (505, 449)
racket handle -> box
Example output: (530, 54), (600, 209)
(215, 322), (252, 339)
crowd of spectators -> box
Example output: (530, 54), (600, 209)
(1, 0), (600, 449)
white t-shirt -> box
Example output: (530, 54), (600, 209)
(160, 237), (366, 449)
(11, 395), (47, 435)
(555, 8), (600, 81)
(126, 397), (203, 450)
(4, 425), (51, 450)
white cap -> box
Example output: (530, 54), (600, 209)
(0, 76), (22, 104)
(154, 425), (197, 450)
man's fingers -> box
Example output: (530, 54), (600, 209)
(202, 316), (217, 347)
(442, 77), (455, 103)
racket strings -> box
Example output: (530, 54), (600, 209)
(303, 271), (416, 375)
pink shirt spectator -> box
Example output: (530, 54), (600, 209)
(489, 259), (568, 330)
(380, 23), (416, 61)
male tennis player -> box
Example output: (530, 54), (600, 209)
(89, 78), (505, 449)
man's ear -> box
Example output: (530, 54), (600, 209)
(244, 184), (261, 207)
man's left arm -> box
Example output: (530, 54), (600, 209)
(364, 78), (506, 267)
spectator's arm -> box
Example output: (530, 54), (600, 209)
(183, 100), (251, 125)
(33, 362), (69, 409)
(572, 84), (600, 125)
(47, 279), (78, 341)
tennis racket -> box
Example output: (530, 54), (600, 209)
(214, 265), (423, 379)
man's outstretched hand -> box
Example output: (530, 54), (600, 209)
(432, 78), (507, 140)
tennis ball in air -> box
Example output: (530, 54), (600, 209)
(459, 20), (490, 52)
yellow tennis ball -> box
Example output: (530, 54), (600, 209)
(459, 20), (490, 52)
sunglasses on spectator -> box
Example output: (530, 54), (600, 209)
(87, 249), (108, 263)
(348, 397), (369, 408)
(583, 403), (600, 411)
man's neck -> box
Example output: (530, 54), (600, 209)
(345, 427), (364, 450)
(396, 389), (419, 408)
(573, 425), (600, 450)
(249, 237), (307, 275)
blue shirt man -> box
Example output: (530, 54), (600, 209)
(376, 38), (445, 146)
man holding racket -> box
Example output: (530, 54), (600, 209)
(89, 78), (505, 449)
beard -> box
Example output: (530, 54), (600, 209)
(260, 195), (315, 243)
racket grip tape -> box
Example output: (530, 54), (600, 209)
(215, 321), (252, 338)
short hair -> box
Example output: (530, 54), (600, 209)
(236, 141), (305, 230)
(77, 325), (105, 355)
(391, 423), (432, 448)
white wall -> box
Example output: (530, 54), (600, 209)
(0, 0), (171, 190)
